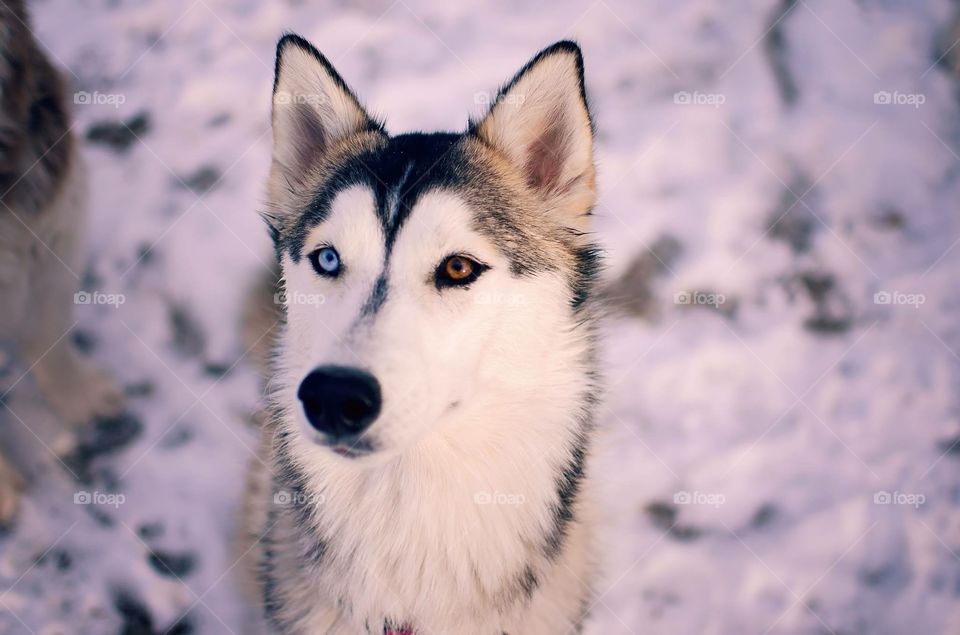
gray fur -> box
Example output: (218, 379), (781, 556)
(0, 0), (74, 215)
(0, 0), (124, 524)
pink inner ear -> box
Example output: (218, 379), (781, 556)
(288, 102), (329, 173)
(385, 629), (412, 635)
(524, 115), (568, 193)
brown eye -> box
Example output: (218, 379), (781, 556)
(445, 256), (472, 280)
(435, 254), (487, 288)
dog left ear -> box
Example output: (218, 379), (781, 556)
(473, 41), (595, 227)
(269, 34), (380, 190)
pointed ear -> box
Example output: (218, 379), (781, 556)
(473, 41), (595, 225)
(270, 34), (380, 189)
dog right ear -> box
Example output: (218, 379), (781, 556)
(268, 34), (379, 204)
(471, 41), (595, 232)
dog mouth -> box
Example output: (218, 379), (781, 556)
(323, 436), (374, 459)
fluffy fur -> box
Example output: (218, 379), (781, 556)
(240, 34), (602, 634)
(0, 0), (124, 522)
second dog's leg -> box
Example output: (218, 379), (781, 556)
(0, 449), (25, 524)
(24, 265), (125, 426)
(20, 187), (124, 427)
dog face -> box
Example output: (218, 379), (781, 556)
(265, 35), (598, 462)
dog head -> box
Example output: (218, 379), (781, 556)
(265, 35), (599, 462)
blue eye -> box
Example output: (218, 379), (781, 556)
(309, 246), (341, 277)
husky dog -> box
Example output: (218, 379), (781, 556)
(0, 0), (124, 521)
(241, 34), (602, 634)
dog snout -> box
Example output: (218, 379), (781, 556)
(297, 365), (382, 439)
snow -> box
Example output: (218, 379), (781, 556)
(1, 0), (959, 633)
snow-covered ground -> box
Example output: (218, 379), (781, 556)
(0, 0), (958, 632)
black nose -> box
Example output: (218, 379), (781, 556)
(297, 365), (381, 438)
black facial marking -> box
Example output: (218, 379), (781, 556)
(385, 160), (415, 226)
(361, 272), (389, 317)
(570, 244), (603, 311)
(284, 133), (465, 262)
(265, 221), (280, 244)
(544, 437), (587, 560)
(519, 565), (539, 599)
(380, 136), (463, 249)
